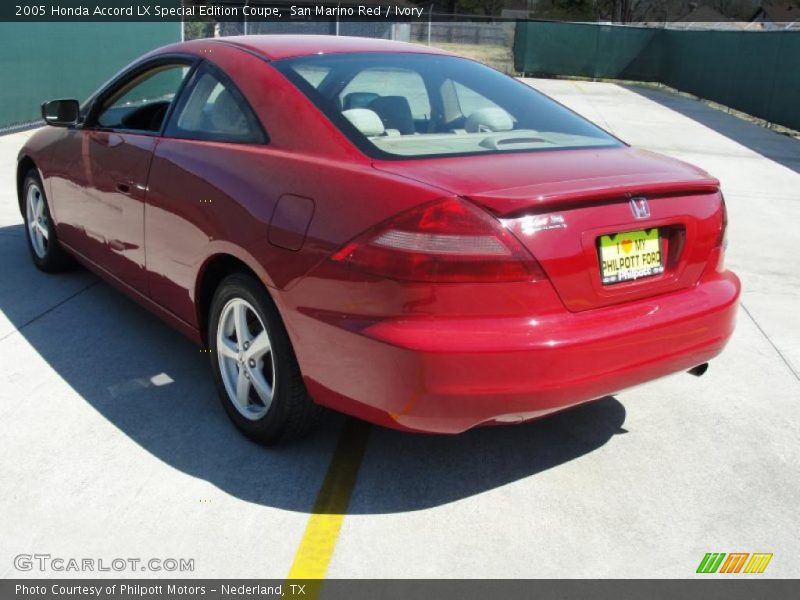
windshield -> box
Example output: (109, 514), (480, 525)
(274, 52), (621, 159)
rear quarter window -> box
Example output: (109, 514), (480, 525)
(164, 63), (266, 144)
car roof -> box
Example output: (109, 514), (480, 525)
(185, 34), (454, 61)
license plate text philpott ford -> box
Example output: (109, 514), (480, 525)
(599, 228), (664, 284)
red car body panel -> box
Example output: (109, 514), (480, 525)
(18, 36), (740, 433)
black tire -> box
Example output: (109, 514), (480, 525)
(208, 272), (321, 444)
(21, 170), (74, 272)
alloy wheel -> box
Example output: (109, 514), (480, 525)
(26, 183), (49, 258)
(216, 297), (276, 420)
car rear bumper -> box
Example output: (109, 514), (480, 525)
(297, 270), (740, 434)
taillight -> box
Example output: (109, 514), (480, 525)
(716, 194), (728, 272)
(719, 195), (728, 250)
(330, 197), (546, 283)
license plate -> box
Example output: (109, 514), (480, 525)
(598, 228), (664, 284)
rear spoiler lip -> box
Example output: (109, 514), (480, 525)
(464, 173), (721, 218)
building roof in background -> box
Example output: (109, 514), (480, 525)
(674, 5), (731, 23)
(761, 2), (800, 22)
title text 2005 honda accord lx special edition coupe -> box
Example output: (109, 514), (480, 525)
(18, 36), (740, 443)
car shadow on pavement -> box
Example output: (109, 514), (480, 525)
(625, 84), (800, 175)
(2, 223), (626, 514)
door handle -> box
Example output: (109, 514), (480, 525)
(116, 182), (131, 194)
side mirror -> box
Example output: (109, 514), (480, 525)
(41, 99), (80, 127)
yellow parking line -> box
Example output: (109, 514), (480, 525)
(288, 419), (371, 580)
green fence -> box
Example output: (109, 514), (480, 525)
(514, 22), (800, 131)
(0, 22), (180, 130)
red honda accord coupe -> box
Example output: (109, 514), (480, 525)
(18, 35), (739, 443)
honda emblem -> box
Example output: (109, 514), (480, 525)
(630, 197), (650, 219)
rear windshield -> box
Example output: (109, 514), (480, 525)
(274, 52), (621, 159)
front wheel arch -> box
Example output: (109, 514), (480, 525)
(17, 156), (38, 215)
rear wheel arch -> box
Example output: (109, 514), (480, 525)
(195, 253), (278, 346)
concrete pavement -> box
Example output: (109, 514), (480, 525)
(1, 80), (798, 579)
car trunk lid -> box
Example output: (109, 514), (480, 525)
(373, 147), (724, 312)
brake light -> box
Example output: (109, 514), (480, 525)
(716, 194), (728, 272)
(331, 197), (546, 283)
(719, 195), (728, 249)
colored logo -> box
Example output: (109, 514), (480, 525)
(696, 553), (773, 574)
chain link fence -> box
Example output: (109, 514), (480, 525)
(211, 14), (512, 47)
(202, 16), (517, 73)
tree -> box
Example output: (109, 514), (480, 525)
(455, 0), (507, 16)
(536, 0), (600, 20)
(184, 20), (214, 40)
(182, 0), (214, 40)
(603, 0), (647, 22)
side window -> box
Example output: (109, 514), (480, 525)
(96, 64), (190, 133)
(165, 65), (266, 144)
(339, 68), (431, 134)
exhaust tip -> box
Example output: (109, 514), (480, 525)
(688, 363), (709, 377)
